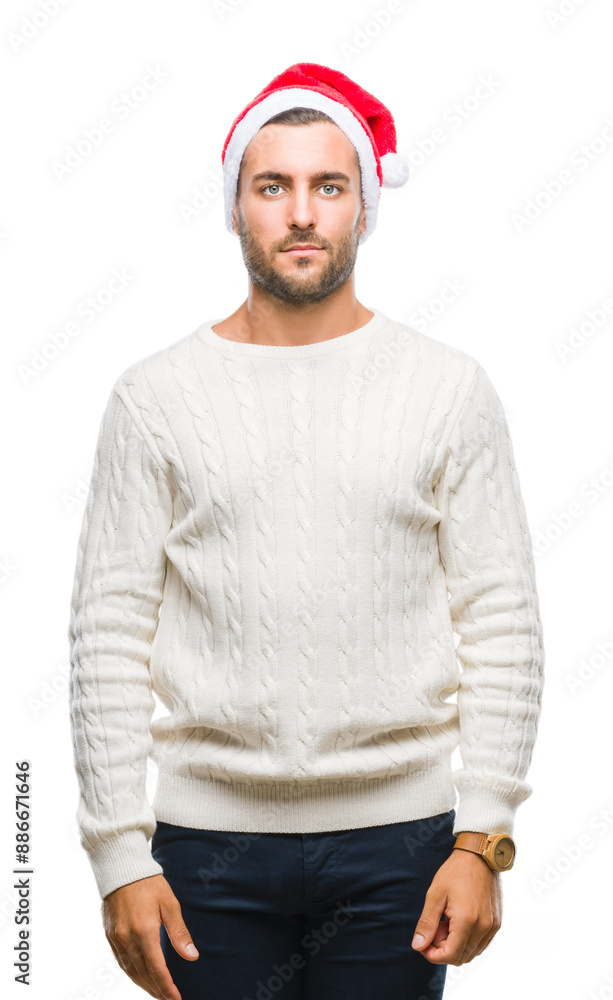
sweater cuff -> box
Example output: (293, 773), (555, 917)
(452, 782), (529, 837)
(86, 828), (164, 900)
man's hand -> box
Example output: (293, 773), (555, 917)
(102, 873), (199, 1000)
(411, 848), (502, 965)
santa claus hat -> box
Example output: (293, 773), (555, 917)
(221, 62), (410, 244)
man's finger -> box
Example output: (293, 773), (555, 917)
(458, 914), (497, 962)
(160, 898), (200, 962)
(420, 920), (472, 965)
(138, 932), (182, 1000)
(430, 915), (450, 949)
(112, 942), (160, 999)
(412, 887), (448, 950)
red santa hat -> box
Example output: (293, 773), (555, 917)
(221, 62), (410, 244)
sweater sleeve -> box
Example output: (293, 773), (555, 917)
(68, 385), (173, 900)
(435, 363), (544, 838)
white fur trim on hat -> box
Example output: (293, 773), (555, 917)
(223, 88), (381, 244)
(380, 151), (410, 188)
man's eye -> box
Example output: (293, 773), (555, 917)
(261, 184), (342, 196)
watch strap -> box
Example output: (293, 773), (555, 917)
(453, 831), (490, 856)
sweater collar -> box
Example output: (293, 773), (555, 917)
(195, 306), (390, 359)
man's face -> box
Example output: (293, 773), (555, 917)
(232, 121), (365, 306)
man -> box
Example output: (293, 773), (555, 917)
(68, 62), (544, 1000)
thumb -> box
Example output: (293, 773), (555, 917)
(161, 901), (199, 961)
(412, 894), (446, 950)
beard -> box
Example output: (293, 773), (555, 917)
(235, 206), (362, 306)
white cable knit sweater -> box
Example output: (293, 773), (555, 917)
(68, 306), (544, 900)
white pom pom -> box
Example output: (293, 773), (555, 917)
(380, 151), (410, 188)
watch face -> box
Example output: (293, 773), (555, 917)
(493, 836), (515, 870)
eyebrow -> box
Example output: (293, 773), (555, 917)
(250, 170), (352, 185)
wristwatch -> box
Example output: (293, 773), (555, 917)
(453, 832), (516, 872)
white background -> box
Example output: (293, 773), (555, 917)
(2, 0), (613, 997)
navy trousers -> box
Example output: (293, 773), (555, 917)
(151, 808), (456, 1000)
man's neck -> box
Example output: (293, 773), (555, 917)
(211, 294), (374, 347)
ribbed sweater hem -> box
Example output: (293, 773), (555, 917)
(152, 765), (457, 834)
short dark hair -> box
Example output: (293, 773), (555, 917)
(235, 106), (362, 201)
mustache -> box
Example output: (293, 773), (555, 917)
(281, 238), (326, 249)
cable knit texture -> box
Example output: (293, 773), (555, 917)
(68, 306), (544, 899)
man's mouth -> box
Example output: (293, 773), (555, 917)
(282, 245), (324, 256)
